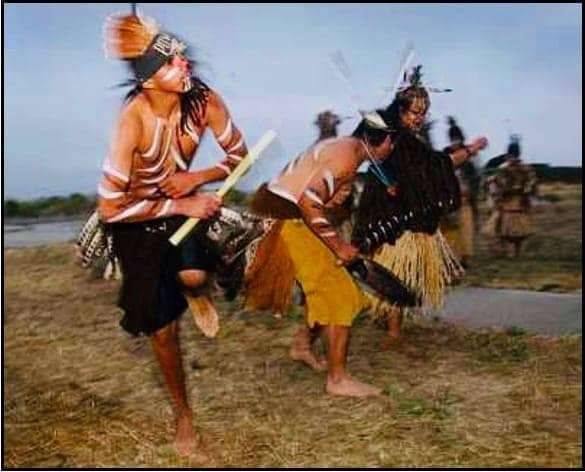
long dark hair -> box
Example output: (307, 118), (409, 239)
(120, 75), (210, 133)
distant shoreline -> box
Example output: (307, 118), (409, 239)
(4, 214), (87, 226)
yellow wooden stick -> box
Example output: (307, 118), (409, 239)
(169, 129), (277, 246)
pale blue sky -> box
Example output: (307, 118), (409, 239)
(3, 3), (582, 198)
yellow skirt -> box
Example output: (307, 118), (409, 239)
(245, 220), (369, 327)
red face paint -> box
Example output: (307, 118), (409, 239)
(170, 55), (189, 74)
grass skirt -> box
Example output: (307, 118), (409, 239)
(500, 211), (533, 240)
(366, 230), (463, 318)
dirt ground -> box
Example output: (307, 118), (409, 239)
(3, 238), (582, 468)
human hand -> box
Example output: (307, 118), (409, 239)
(335, 243), (360, 266)
(159, 172), (201, 198)
(174, 193), (221, 219)
(469, 137), (488, 154)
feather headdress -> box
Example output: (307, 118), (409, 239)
(103, 12), (159, 60)
(103, 9), (187, 83)
(396, 64), (452, 95)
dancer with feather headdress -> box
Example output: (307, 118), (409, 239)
(94, 6), (254, 455)
(351, 65), (488, 347)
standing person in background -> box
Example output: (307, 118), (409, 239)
(484, 136), (537, 258)
(440, 116), (481, 268)
(314, 110), (342, 142)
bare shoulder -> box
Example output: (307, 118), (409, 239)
(111, 97), (144, 145)
(118, 97), (144, 126)
(321, 136), (358, 158)
(206, 88), (226, 108)
(205, 89), (228, 119)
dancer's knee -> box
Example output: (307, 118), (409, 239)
(178, 269), (207, 290)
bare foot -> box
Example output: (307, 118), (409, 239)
(326, 374), (381, 397)
(289, 328), (327, 372)
(175, 411), (197, 457)
(290, 346), (328, 371)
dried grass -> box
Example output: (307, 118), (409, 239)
(462, 185), (582, 292)
(3, 238), (582, 467)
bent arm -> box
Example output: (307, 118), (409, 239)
(97, 111), (180, 223)
(195, 90), (249, 185)
(297, 169), (356, 258)
(449, 137), (488, 168)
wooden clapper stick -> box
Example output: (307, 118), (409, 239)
(169, 129), (278, 246)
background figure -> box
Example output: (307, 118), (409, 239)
(440, 116), (481, 268)
(483, 135), (537, 258)
(314, 110), (342, 142)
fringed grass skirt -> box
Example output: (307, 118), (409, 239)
(500, 211), (533, 240)
(366, 230), (463, 318)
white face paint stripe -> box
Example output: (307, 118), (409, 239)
(320, 231), (336, 238)
(107, 200), (149, 223)
(323, 169), (335, 197)
(143, 119), (163, 158)
(311, 217), (330, 225)
(98, 184), (125, 199)
(217, 119), (233, 143)
(304, 189), (324, 206)
(162, 67), (181, 82)
(155, 199), (173, 217)
(102, 160), (129, 183)
(227, 137), (244, 152)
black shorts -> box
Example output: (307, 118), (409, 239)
(110, 217), (218, 336)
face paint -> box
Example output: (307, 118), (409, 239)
(161, 67), (182, 82)
(400, 98), (428, 132)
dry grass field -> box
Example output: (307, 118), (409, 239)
(3, 183), (582, 468)
(462, 183), (582, 292)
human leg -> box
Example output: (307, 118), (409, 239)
(150, 320), (196, 456)
(290, 322), (327, 371)
(382, 306), (403, 350)
(324, 325), (381, 397)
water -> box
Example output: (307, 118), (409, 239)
(4, 219), (84, 248)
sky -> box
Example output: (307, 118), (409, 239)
(3, 3), (582, 199)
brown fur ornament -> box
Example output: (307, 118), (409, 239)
(103, 12), (159, 60)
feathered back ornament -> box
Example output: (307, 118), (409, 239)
(397, 65), (452, 95)
(103, 12), (159, 60)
